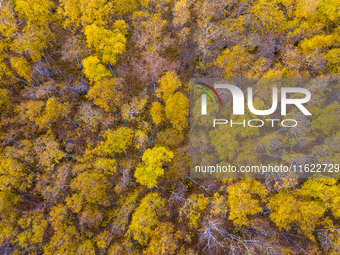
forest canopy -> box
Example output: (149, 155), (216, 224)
(0, 0), (340, 254)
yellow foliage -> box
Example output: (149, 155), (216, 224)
(58, 0), (112, 28)
(121, 96), (148, 122)
(14, 0), (54, 28)
(82, 55), (112, 83)
(144, 223), (180, 255)
(10, 56), (32, 83)
(88, 78), (123, 112)
(268, 190), (326, 238)
(0, 155), (31, 191)
(70, 170), (110, 205)
(95, 127), (133, 155)
(326, 48), (340, 73)
(128, 192), (165, 245)
(173, 0), (190, 28)
(16, 212), (48, 248)
(165, 92), (189, 130)
(157, 71), (181, 101)
(227, 180), (266, 226)
(113, 0), (139, 16)
(0, 1), (17, 38)
(36, 97), (70, 128)
(215, 46), (252, 78)
(210, 192), (228, 216)
(84, 21), (127, 65)
(0, 88), (12, 113)
(134, 130), (148, 150)
(132, 12), (167, 52)
(180, 194), (209, 228)
(135, 146), (174, 188)
(150, 101), (165, 125)
(33, 134), (66, 168)
(18, 101), (44, 123)
(311, 101), (340, 136)
(299, 34), (339, 54)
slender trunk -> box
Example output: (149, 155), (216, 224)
(153, 80), (160, 100)
(127, 11), (133, 33)
(66, 115), (78, 128)
(48, 27), (59, 47)
(167, 118), (175, 127)
(14, 77), (33, 87)
(184, 40), (189, 68)
(47, 40), (57, 55)
(107, 63), (128, 102)
(123, 149), (130, 163)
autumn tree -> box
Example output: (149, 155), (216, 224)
(0, 89), (12, 115)
(35, 97), (70, 128)
(33, 133), (66, 169)
(311, 101), (340, 136)
(227, 180), (266, 227)
(134, 146), (174, 188)
(10, 56), (32, 83)
(76, 102), (110, 131)
(150, 101), (165, 125)
(180, 193), (209, 228)
(128, 192), (165, 245)
(14, 0), (54, 28)
(82, 55), (111, 83)
(69, 169), (111, 207)
(131, 11), (169, 53)
(268, 190), (327, 238)
(156, 71), (181, 101)
(84, 20), (127, 65)
(87, 78), (124, 112)
(0, 0), (17, 41)
(152, 71), (189, 130)
(1, 0), (340, 254)
(16, 212), (48, 251)
(58, 0), (113, 29)
(95, 127), (133, 156)
(165, 92), (189, 130)
(144, 222), (180, 255)
(198, 218), (227, 254)
(0, 152), (31, 191)
(44, 204), (81, 254)
(121, 96), (148, 122)
(192, 0), (226, 74)
(173, 0), (191, 67)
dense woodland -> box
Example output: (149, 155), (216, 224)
(0, 0), (340, 254)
